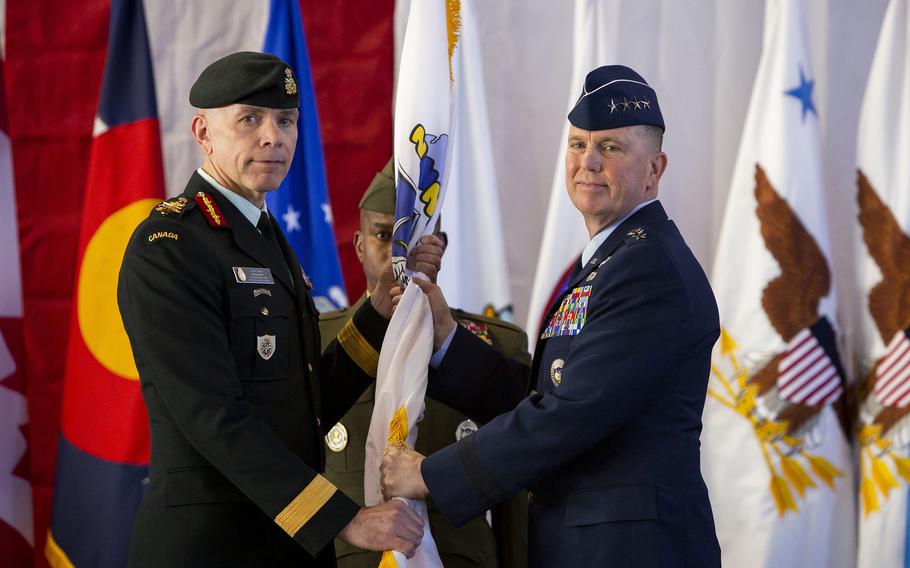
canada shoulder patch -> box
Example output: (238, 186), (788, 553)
(145, 229), (182, 245)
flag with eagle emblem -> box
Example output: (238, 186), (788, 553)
(854, 0), (910, 566)
(701, 0), (855, 566)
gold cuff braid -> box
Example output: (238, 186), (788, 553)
(338, 319), (379, 377)
(275, 475), (337, 537)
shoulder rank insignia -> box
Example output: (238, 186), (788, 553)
(541, 285), (592, 339)
(194, 191), (230, 229)
(626, 227), (647, 240)
(154, 196), (189, 216)
(459, 319), (493, 345)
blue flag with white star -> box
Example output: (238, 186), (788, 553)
(263, 0), (347, 311)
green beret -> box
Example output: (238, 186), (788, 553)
(189, 51), (299, 109)
(359, 158), (396, 214)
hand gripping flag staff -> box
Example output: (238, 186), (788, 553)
(363, 1), (461, 566)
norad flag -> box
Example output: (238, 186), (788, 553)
(701, 0), (855, 566)
(854, 1), (910, 566)
(47, 0), (162, 565)
(365, 1), (460, 566)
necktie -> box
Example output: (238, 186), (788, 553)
(257, 211), (287, 268)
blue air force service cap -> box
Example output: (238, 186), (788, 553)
(568, 65), (664, 132)
(189, 51), (299, 109)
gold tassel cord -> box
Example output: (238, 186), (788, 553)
(379, 550), (399, 568)
(388, 406), (409, 445)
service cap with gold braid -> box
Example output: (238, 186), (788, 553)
(358, 158), (395, 214)
(189, 51), (299, 109)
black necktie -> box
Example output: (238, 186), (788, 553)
(257, 211), (286, 267)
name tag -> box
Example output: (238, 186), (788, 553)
(232, 266), (274, 285)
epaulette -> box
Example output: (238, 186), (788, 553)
(152, 195), (194, 218)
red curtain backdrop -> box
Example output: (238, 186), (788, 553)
(4, 1), (393, 565)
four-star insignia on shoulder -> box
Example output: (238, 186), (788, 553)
(154, 196), (190, 217)
(626, 227), (647, 240)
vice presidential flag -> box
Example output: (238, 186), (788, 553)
(365, 1), (461, 566)
(263, 0), (347, 312)
(46, 0), (161, 565)
(854, 1), (910, 566)
(0, 51), (33, 568)
(701, 0), (855, 566)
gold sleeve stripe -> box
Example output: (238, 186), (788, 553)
(338, 319), (379, 377)
(275, 475), (337, 537)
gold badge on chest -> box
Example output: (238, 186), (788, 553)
(325, 422), (348, 452)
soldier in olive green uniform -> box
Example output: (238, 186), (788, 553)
(320, 160), (530, 568)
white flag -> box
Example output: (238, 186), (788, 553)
(525, 0), (610, 336)
(854, 0), (910, 566)
(365, 1), (461, 565)
(436, 0), (511, 319)
(702, 0), (855, 566)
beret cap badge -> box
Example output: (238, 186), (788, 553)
(284, 67), (298, 96)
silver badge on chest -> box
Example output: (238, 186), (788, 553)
(455, 419), (478, 441)
(257, 334), (276, 360)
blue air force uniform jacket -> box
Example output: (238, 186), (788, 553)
(421, 202), (722, 567)
(118, 173), (387, 567)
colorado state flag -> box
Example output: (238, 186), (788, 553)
(46, 0), (162, 565)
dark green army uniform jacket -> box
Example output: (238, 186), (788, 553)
(320, 296), (530, 568)
(118, 173), (387, 567)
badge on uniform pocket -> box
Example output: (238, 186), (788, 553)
(257, 334), (276, 360)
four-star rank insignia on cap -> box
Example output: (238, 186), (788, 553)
(284, 67), (298, 96)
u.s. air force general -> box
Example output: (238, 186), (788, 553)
(117, 51), (443, 567)
(381, 65), (722, 568)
